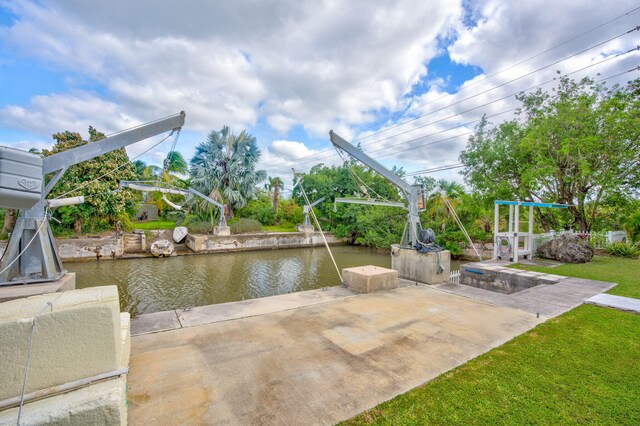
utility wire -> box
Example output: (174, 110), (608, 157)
(286, 47), (639, 175)
(353, 6), (640, 138)
(356, 25), (640, 143)
(267, 24), (639, 170)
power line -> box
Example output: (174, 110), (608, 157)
(266, 23), (639, 171)
(352, 5), (640, 137)
(357, 26), (639, 144)
(292, 66), (639, 177)
(273, 47), (638, 174)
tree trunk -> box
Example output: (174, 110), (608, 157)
(1, 209), (15, 236)
(74, 216), (83, 234)
(272, 186), (280, 217)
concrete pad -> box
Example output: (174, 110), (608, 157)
(0, 273), (76, 303)
(586, 294), (640, 313)
(178, 286), (357, 329)
(130, 310), (181, 336)
(0, 376), (127, 426)
(343, 265), (398, 293)
(128, 286), (542, 425)
(434, 276), (616, 318)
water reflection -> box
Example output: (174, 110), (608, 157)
(68, 246), (390, 315)
(68, 246), (463, 316)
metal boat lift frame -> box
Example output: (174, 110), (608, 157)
(0, 112), (186, 285)
(329, 131), (425, 247)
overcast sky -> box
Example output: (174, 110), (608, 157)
(1, 0), (638, 190)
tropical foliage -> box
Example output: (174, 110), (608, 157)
(461, 76), (640, 232)
(44, 127), (138, 234)
(190, 126), (266, 221)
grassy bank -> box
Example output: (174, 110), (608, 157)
(345, 305), (640, 425)
(131, 220), (176, 230)
(345, 256), (640, 425)
(513, 255), (640, 298)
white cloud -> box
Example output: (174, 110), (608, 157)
(1, 0), (463, 137)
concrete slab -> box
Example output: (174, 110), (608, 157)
(131, 310), (180, 336)
(434, 275), (616, 318)
(177, 286), (358, 328)
(0, 273), (76, 303)
(586, 294), (640, 313)
(128, 286), (542, 425)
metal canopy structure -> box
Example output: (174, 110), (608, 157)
(493, 200), (569, 262)
(329, 131), (425, 247)
(0, 112), (186, 285)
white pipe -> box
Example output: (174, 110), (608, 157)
(162, 195), (182, 210)
(47, 196), (85, 208)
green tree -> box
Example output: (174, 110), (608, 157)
(189, 126), (266, 220)
(461, 77), (640, 232)
(44, 126), (138, 233)
(265, 176), (284, 216)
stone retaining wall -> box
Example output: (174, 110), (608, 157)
(0, 231), (345, 262)
(187, 231), (344, 253)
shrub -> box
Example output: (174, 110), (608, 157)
(606, 242), (640, 258)
(230, 218), (262, 234)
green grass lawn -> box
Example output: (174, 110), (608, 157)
(345, 305), (640, 425)
(131, 220), (176, 230)
(345, 256), (640, 425)
(512, 255), (640, 299)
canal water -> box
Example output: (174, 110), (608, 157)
(68, 246), (463, 316)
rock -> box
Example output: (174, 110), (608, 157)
(537, 233), (594, 263)
(150, 239), (175, 257)
(173, 226), (188, 243)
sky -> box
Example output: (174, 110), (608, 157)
(1, 0), (638, 193)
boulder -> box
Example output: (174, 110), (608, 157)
(537, 233), (594, 263)
(173, 226), (188, 243)
(150, 239), (175, 257)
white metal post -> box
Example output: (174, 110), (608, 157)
(527, 205), (534, 258)
(493, 203), (500, 259)
(513, 203), (520, 262)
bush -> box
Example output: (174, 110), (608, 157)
(230, 218), (262, 234)
(606, 242), (640, 258)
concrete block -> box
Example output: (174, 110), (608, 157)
(0, 376), (127, 426)
(0, 273), (76, 303)
(296, 224), (315, 233)
(0, 286), (122, 401)
(120, 312), (131, 369)
(343, 265), (398, 293)
(214, 226), (231, 236)
(391, 248), (450, 284)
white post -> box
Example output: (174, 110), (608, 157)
(494, 203), (500, 259)
(527, 205), (534, 258)
(513, 203), (520, 262)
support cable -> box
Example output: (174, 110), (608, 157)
(442, 196), (482, 261)
(52, 130), (178, 200)
(294, 170), (343, 284)
(0, 207), (51, 276)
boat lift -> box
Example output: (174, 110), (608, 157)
(493, 200), (569, 262)
(117, 181), (228, 229)
(329, 131), (425, 247)
(0, 112), (186, 285)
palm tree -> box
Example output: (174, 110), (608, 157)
(164, 151), (188, 178)
(426, 179), (465, 231)
(266, 176), (283, 216)
(190, 126), (266, 220)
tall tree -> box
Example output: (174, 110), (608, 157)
(44, 127), (138, 233)
(265, 176), (283, 216)
(460, 77), (640, 232)
(190, 126), (266, 220)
